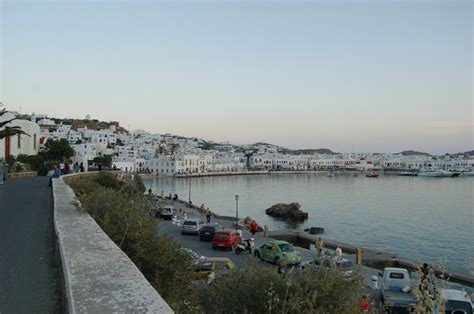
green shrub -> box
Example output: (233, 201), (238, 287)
(95, 172), (121, 190)
(37, 163), (50, 176)
(16, 154), (29, 163)
(26, 155), (45, 171)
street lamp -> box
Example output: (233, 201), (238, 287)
(235, 195), (239, 230)
(188, 180), (191, 204)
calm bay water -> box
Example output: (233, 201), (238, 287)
(145, 174), (474, 272)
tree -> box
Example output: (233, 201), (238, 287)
(40, 138), (74, 161)
(0, 103), (30, 161)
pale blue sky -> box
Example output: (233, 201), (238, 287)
(1, 1), (472, 153)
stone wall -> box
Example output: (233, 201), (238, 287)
(53, 174), (173, 313)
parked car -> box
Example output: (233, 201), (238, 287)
(194, 257), (235, 284)
(181, 247), (205, 265)
(160, 206), (176, 220)
(436, 289), (473, 314)
(181, 218), (205, 235)
(254, 240), (301, 266)
(301, 256), (357, 277)
(199, 223), (223, 242)
(380, 267), (418, 311)
(212, 229), (242, 250)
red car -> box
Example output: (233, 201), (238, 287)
(212, 229), (242, 251)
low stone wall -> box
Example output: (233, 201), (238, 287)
(53, 175), (173, 313)
(7, 171), (37, 179)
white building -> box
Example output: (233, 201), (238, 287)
(0, 112), (41, 159)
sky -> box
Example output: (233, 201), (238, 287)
(1, 0), (472, 154)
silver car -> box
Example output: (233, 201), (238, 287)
(181, 218), (205, 235)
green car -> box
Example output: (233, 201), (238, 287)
(254, 240), (301, 266)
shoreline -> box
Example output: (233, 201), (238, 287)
(140, 170), (408, 179)
(157, 196), (474, 288)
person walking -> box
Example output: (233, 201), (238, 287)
(335, 246), (342, 260)
(0, 162), (4, 185)
(200, 204), (205, 216)
(316, 237), (325, 256)
(74, 162), (80, 173)
(250, 220), (258, 236)
(206, 209), (212, 223)
(79, 162), (85, 172)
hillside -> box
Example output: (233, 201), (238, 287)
(398, 150), (431, 156)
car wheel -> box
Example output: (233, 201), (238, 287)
(254, 251), (260, 258)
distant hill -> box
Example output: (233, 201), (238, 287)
(462, 150), (474, 156)
(398, 150), (431, 156)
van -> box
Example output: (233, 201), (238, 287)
(181, 218), (204, 235)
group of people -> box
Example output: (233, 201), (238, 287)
(200, 204), (213, 223)
(316, 237), (343, 260)
(57, 161), (85, 175)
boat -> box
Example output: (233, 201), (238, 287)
(460, 171), (474, 177)
(326, 172), (334, 177)
(365, 171), (379, 178)
(351, 173), (358, 177)
(398, 171), (418, 176)
(418, 169), (455, 177)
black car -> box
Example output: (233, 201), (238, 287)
(199, 223), (223, 241)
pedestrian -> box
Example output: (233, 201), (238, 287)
(148, 188), (152, 195)
(79, 162), (85, 172)
(74, 162), (80, 173)
(250, 220), (258, 236)
(335, 246), (342, 260)
(49, 164), (61, 187)
(98, 163), (102, 171)
(200, 204), (205, 216)
(0, 162), (4, 185)
(206, 209), (211, 223)
(360, 295), (369, 313)
(59, 162), (65, 175)
(316, 237), (324, 256)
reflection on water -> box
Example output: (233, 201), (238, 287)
(145, 174), (474, 272)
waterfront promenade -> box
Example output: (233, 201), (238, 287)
(0, 177), (60, 313)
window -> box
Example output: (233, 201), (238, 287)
(17, 135), (21, 149)
(33, 134), (37, 149)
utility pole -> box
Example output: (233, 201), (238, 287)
(188, 180), (191, 204)
(235, 195), (239, 230)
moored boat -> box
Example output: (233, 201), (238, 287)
(398, 171), (418, 176)
(365, 171), (379, 178)
(418, 169), (455, 177)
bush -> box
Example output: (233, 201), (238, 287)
(26, 155), (45, 171)
(16, 154), (29, 163)
(95, 172), (121, 190)
(188, 259), (364, 314)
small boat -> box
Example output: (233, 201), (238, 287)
(398, 171), (418, 176)
(365, 171), (379, 178)
(351, 173), (358, 177)
(461, 171), (474, 177)
(326, 172), (334, 177)
(418, 169), (455, 177)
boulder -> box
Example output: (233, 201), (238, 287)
(304, 227), (325, 235)
(265, 202), (308, 222)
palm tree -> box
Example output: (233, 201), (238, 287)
(0, 103), (30, 161)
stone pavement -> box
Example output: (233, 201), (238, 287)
(0, 177), (60, 313)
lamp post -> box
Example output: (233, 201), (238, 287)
(188, 180), (191, 204)
(235, 195), (239, 230)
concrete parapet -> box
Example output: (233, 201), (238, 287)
(53, 175), (173, 313)
(7, 171), (37, 179)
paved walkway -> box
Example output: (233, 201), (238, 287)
(0, 177), (60, 313)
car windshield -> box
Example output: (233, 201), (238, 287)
(197, 262), (213, 272)
(201, 226), (215, 232)
(278, 243), (295, 252)
(215, 233), (229, 238)
(183, 221), (197, 226)
(338, 261), (355, 270)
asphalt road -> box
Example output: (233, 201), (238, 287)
(0, 177), (60, 313)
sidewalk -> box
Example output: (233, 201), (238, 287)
(0, 177), (60, 313)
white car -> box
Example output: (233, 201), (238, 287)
(160, 206), (175, 220)
(436, 289), (473, 314)
(181, 218), (205, 235)
(181, 248), (205, 265)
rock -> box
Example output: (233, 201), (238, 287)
(304, 227), (325, 235)
(265, 202), (308, 222)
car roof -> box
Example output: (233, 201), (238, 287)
(203, 223), (221, 227)
(440, 289), (473, 303)
(216, 229), (235, 234)
(184, 218), (203, 222)
(266, 240), (290, 245)
(202, 257), (234, 263)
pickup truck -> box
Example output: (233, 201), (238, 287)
(380, 267), (418, 311)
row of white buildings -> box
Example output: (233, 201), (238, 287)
(1, 112), (473, 176)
